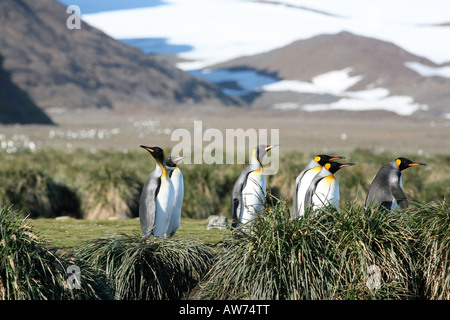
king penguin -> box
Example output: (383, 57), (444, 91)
(292, 155), (345, 219)
(139, 146), (175, 238)
(304, 161), (355, 212)
(165, 155), (187, 238)
(365, 157), (426, 212)
(231, 144), (278, 228)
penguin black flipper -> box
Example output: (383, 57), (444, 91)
(231, 165), (255, 228)
(139, 172), (161, 238)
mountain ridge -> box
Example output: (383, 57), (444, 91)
(0, 0), (241, 114)
(210, 31), (450, 117)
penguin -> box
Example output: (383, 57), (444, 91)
(304, 161), (355, 212)
(292, 154), (345, 219)
(231, 144), (278, 228)
(365, 157), (426, 212)
(165, 155), (187, 238)
(139, 146), (175, 238)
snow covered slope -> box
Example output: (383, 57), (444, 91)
(81, 0), (450, 68)
(72, 0), (450, 116)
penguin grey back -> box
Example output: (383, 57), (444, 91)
(365, 161), (406, 210)
(231, 164), (259, 227)
(139, 167), (162, 237)
(365, 157), (426, 211)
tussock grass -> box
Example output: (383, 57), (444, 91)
(2, 200), (449, 300)
(331, 203), (416, 299)
(0, 168), (80, 218)
(196, 198), (445, 300)
(409, 200), (450, 299)
(0, 205), (112, 299)
(75, 233), (215, 300)
(79, 165), (141, 219)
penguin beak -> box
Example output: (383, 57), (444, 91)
(265, 144), (279, 151)
(340, 163), (356, 168)
(409, 161), (426, 167)
(140, 145), (154, 153)
(330, 156), (345, 161)
(174, 155), (189, 164)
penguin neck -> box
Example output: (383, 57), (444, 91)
(155, 162), (168, 179)
(250, 149), (263, 167)
(319, 166), (332, 178)
(306, 159), (320, 170)
(250, 155), (263, 173)
(166, 166), (175, 178)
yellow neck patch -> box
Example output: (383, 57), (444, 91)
(252, 148), (263, 167)
(252, 149), (258, 162)
(158, 162), (168, 179)
(396, 159), (401, 168)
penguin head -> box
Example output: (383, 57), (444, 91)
(140, 146), (165, 165)
(395, 157), (426, 171)
(314, 155), (345, 166)
(165, 155), (188, 168)
(324, 162), (355, 174)
(254, 144), (279, 164)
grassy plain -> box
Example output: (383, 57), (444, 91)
(31, 217), (228, 248)
(1, 108), (449, 300)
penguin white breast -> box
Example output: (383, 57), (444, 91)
(241, 169), (265, 224)
(170, 168), (184, 204)
(154, 176), (175, 238)
(166, 168), (183, 237)
(312, 175), (339, 210)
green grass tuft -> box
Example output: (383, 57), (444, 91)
(408, 200), (450, 299)
(196, 198), (442, 300)
(75, 233), (215, 299)
(0, 205), (112, 299)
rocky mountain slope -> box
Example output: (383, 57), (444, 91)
(0, 0), (240, 114)
(212, 32), (450, 117)
(0, 56), (54, 124)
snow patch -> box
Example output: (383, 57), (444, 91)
(262, 69), (428, 116)
(405, 61), (450, 78)
(262, 68), (362, 94)
(302, 96), (428, 116)
(273, 102), (300, 110)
